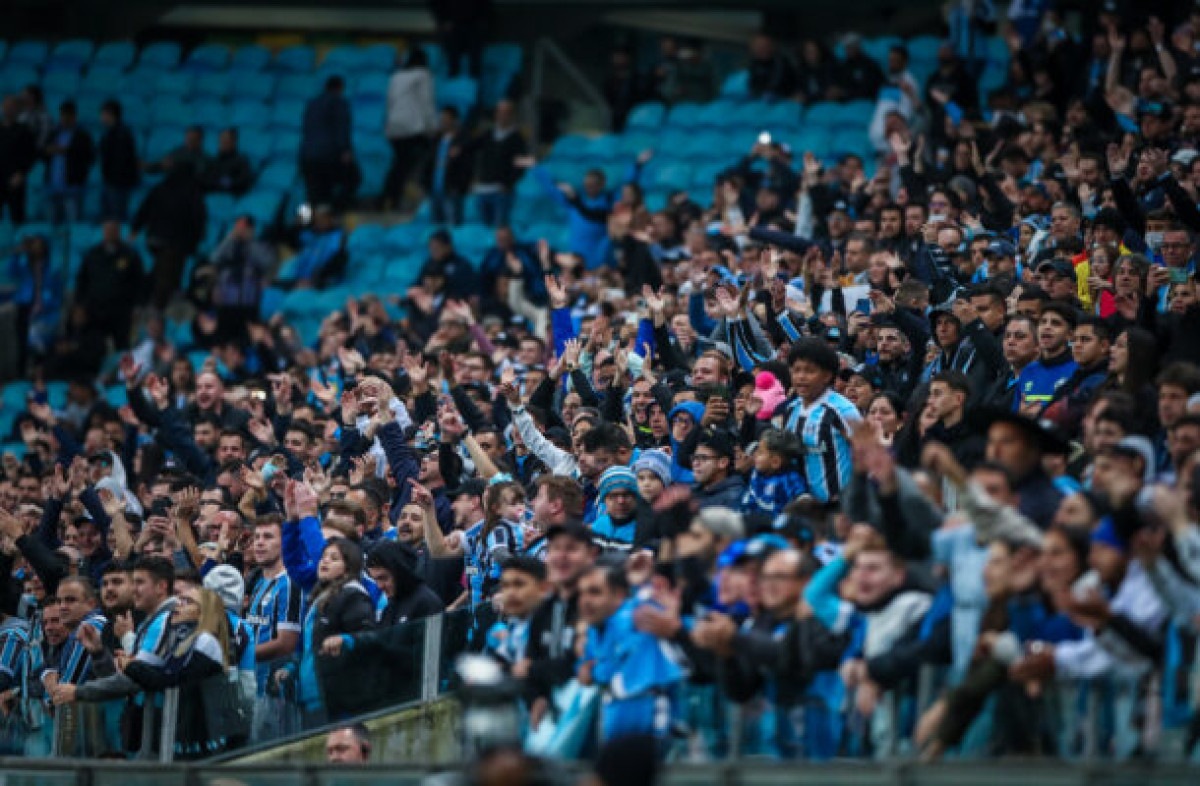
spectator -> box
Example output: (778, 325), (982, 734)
(131, 162), (208, 311)
(73, 219), (145, 351)
(97, 100), (140, 222)
(204, 216), (275, 342)
(430, 0), (492, 78)
(836, 34), (885, 101)
(279, 206), (346, 290)
(205, 129), (255, 196)
(41, 101), (95, 226)
(7, 232), (62, 371)
(325, 723), (371, 763)
(603, 47), (653, 131)
(794, 39), (839, 104)
(18, 85), (53, 150)
(747, 33), (797, 100)
(423, 107), (473, 226)
(300, 76), (355, 210)
(0, 96), (37, 226)
(464, 100), (528, 228)
(384, 48), (437, 211)
(146, 126), (211, 179)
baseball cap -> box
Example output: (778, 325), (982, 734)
(447, 478), (487, 500)
(1037, 259), (1077, 281)
(545, 521), (595, 547)
(985, 239), (1017, 258)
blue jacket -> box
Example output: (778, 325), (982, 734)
(533, 162), (642, 269)
(1015, 351), (1076, 411)
(585, 594), (686, 699)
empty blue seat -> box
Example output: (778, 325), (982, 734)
(276, 73), (317, 99)
(118, 67), (163, 98)
(674, 130), (730, 161)
(93, 40), (136, 70)
(228, 72), (275, 101)
(695, 100), (743, 129)
(273, 45), (317, 73)
(140, 42), (182, 69)
(834, 100), (875, 127)
(192, 71), (232, 99)
(121, 97), (149, 128)
(257, 161), (297, 191)
(436, 77), (478, 117)
(645, 161), (691, 192)
(348, 223), (387, 256)
(665, 102), (700, 127)
(270, 130), (301, 161)
(860, 36), (901, 68)
(588, 134), (621, 162)
(229, 44), (270, 73)
(227, 99), (265, 129)
(907, 35), (943, 62)
(235, 189), (282, 227)
(483, 43), (522, 74)
(358, 153), (389, 198)
(184, 43), (230, 72)
(626, 102), (665, 130)
(205, 192), (237, 224)
(803, 101), (840, 128)
(550, 135), (590, 161)
(0, 65), (39, 94)
(617, 131), (658, 159)
(362, 43), (398, 72)
(269, 98), (305, 130)
(758, 101), (801, 130)
(352, 98), (385, 132)
(239, 129), (273, 163)
(79, 66), (124, 97)
(353, 73), (389, 101)
(690, 161), (727, 191)
(190, 98), (227, 131)
(150, 97), (191, 127)
(43, 69), (81, 97)
(352, 131), (389, 160)
(720, 70), (750, 99)
(322, 45), (365, 72)
(783, 128), (832, 157)
(7, 41), (48, 67)
(49, 39), (95, 70)
(154, 71), (193, 97)
(421, 44), (448, 77)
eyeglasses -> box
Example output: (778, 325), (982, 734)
(692, 453), (720, 464)
(1159, 242), (1191, 250)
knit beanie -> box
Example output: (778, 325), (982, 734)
(632, 449), (672, 487)
(753, 371), (787, 420)
(203, 564), (246, 612)
(597, 466), (639, 502)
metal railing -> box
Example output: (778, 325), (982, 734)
(528, 37), (612, 150)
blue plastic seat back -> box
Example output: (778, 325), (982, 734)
(7, 41), (49, 67)
(269, 98), (305, 130)
(118, 67), (163, 98)
(229, 72), (275, 101)
(803, 101), (840, 128)
(49, 39), (95, 70)
(257, 161), (298, 191)
(150, 97), (192, 127)
(907, 35), (943, 63)
(235, 189), (283, 227)
(270, 130), (301, 162)
(191, 98), (229, 132)
(139, 42), (182, 70)
(43, 70), (82, 97)
(550, 134), (591, 162)
(239, 129), (274, 165)
(0, 65), (39, 95)
(273, 46), (317, 74)
(276, 73), (318, 100)
(144, 126), (187, 162)
(626, 102), (665, 130)
(93, 41), (137, 70)
(192, 71), (232, 99)
(353, 73), (389, 102)
(231, 45), (272, 73)
(436, 77), (479, 117)
(229, 98), (268, 130)
(322, 46), (365, 73)
(184, 43), (231, 73)
(362, 43), (399, 72)
(352, 98), (386, 132)
(155, 71), (194, 97)
(665, 101), (701, 127)
(720, 70), (749, 99)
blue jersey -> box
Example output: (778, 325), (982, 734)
(225, 611), (257, 674)
(783, 389), (861, 504)
(486, 617), (532, 666)
(1016, 356), (1077, 410)
(246, 570), (302, 693)
(49, 610), (107, 685)
(465, 520), (523, 609)
(0, 617), (29, 692)
(742, 469), (808, 516)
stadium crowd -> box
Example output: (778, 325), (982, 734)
(6, 0), (1200, 767)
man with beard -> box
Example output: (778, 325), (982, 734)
(524, 476), (584, 560)
(391, 491), (464, 606)
(364, 540), (444, 626)
(97, 563), (134, 654)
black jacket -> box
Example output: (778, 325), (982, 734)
(523, 592), (579, 704)
(723, 614), (850, 707)
(368, 541), (446, 627)
(313, 582), (377, 717)
(0, 119), (37, 181)
(205, 150), (255, 195)
(99, 123), (140, 189)
(421, 130), (473, 194)
(132, 168), (207, 253)
(465, 127), (527, 189)
(75, 241), (146, 317)
(43, 124), (95, 186)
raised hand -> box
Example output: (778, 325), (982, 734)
(544, 274), (568, 309)
(1106, 141), (1131, 177)
(310, 378), (339, 410)
(561, 338), (582, 369)
(642, 284), (667, 315)
(408, 478), (434, 509)
(337, 347), (365, 376)
(119, 354), (142, 385)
